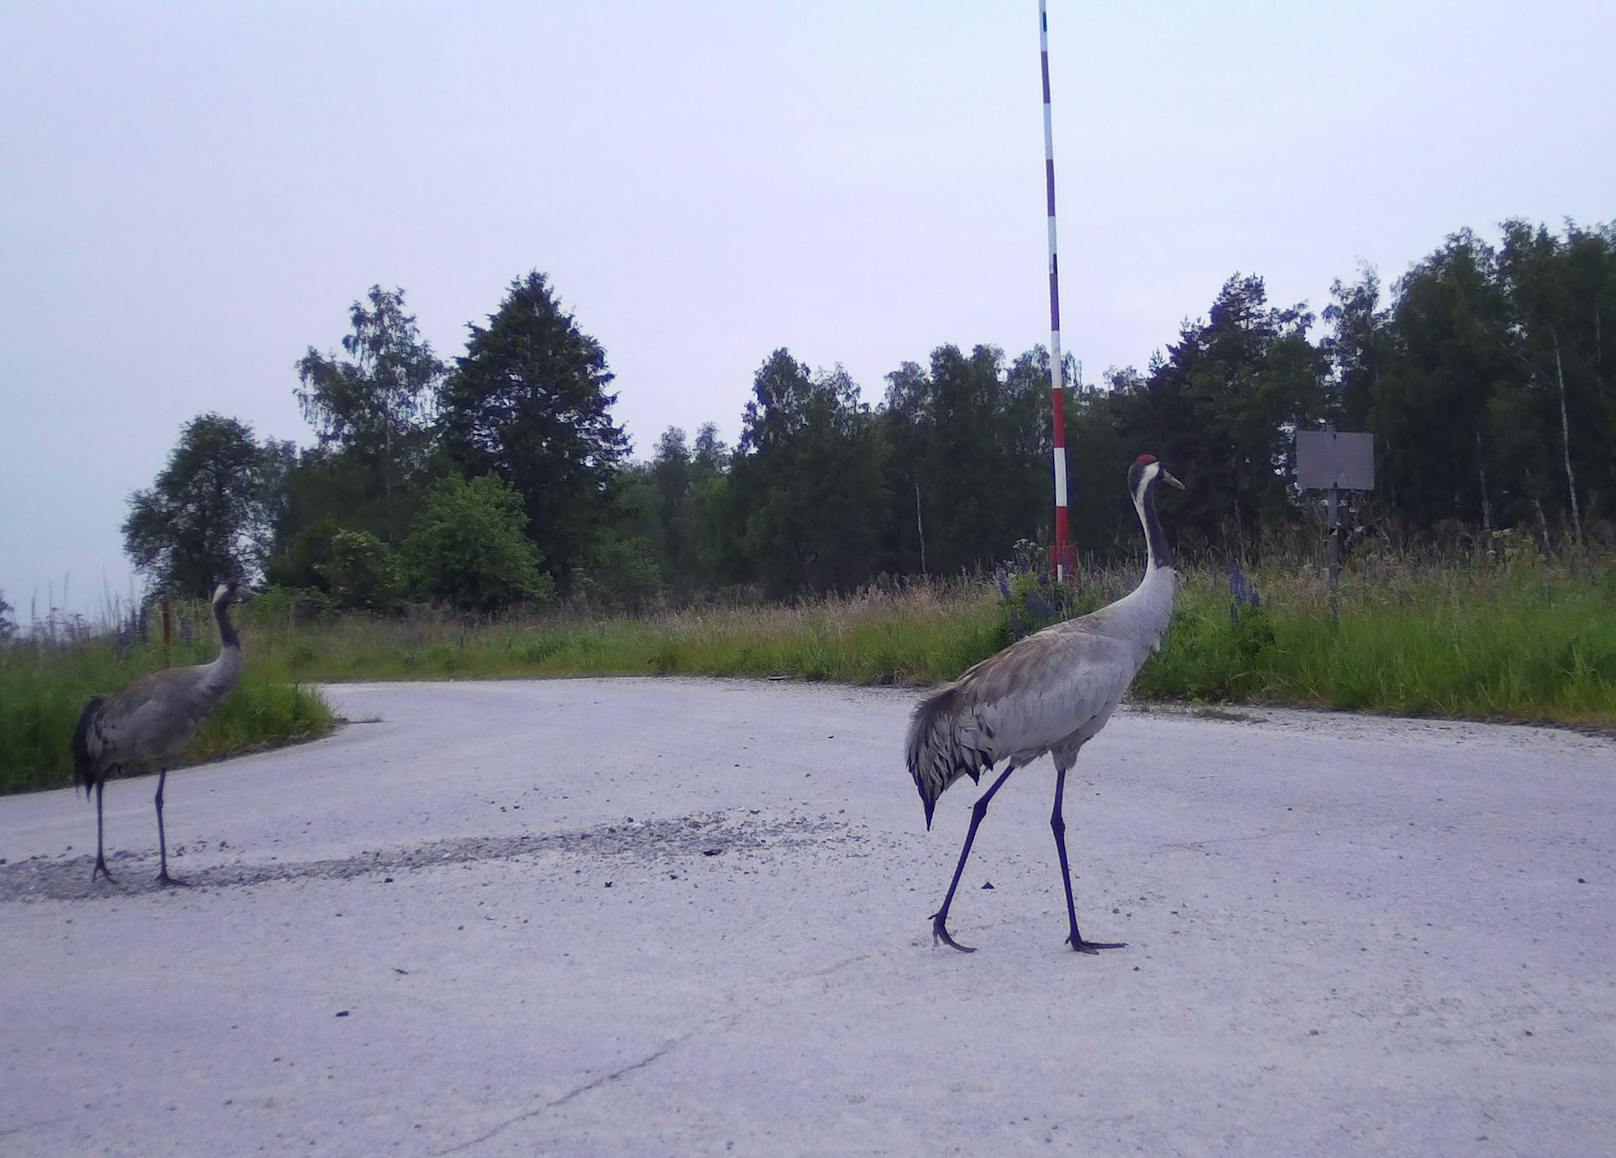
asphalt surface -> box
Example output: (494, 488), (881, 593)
(1, 678), (1612, 1157)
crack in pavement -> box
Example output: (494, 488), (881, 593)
(545, 1034), (692, 1112)
(428, 946), (898, 1155)
(429, 1027), (707, 1156)
(0, 1114), (80, 1140)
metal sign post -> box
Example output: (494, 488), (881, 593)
(1326, 482), (1341, 616)
(1296, 427), (1375, 622)
(1038, 0), (1073, 580)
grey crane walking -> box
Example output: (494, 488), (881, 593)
(73, 581), (247, 884)
(907, 455), (1183, 952)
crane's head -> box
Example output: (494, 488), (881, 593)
(1128, 453), (1184, 502)
(211, 579), (248, 606)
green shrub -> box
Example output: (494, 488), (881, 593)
(572, 535), (664, 610)
(239, 585), (336, 627)
(318, 529), (404, 610)
(401, 474), (555, 612)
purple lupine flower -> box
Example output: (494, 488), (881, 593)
(1228, 562), (1261, 623)
(1228, 562), (1260, 607)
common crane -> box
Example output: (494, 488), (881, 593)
(73, 580), (246, 884)
(907, 455), (1183, 952)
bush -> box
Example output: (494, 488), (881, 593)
(237, 585), (336, 627)
(992, 539), (1112, 642)
(402, 474), (555, 612)
(571, 535), (664, 610)
(266, 516), (348, 591)
(318, 529), (404, 610)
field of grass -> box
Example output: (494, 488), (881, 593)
(4, 553), (1612, 794)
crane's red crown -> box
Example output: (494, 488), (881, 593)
(1135, 453), (1157, 464)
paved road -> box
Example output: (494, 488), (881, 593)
(2, 679), (1612, 1156)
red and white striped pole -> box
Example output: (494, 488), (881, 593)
(1039, 0), (1073, 581)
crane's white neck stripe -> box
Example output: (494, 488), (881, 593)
(1132, 464), (1172, 570)
(1131, 464), (1156, 510)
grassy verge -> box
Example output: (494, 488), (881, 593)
(254, 555), (1616, 728)
(0, 633), (334, 795)
(1137, 560), (1616, 723)
(251, 583), (1008, 687)
(1145, 558), (1616, 724)
(5, 556), (1611, 793)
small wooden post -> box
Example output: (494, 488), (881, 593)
(1326, 484), (1341, 624)
(914, 482), (927, 578)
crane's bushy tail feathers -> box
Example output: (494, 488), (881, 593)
(907, 684), (990, 830)
(73, 696), (105, 798)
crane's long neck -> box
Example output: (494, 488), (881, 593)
(205, 592), (244, 694)
(1119, 478), (1179, 655)
(214, 594), (240, 651)
(1135, 482), (1173, 573)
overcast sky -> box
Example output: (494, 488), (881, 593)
(3, 1), (1611, 620)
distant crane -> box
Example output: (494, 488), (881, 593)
(73, 580), (246, 884)
(907, 456), (1183, 952)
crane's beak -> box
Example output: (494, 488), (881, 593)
(1161, 469), (1185, 491)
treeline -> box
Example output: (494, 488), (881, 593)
(122, 218), (1616, 610)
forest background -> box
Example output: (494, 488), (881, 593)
(6, 217), (1601, 623)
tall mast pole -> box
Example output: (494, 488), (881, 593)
(1039, 0), (1072, 580)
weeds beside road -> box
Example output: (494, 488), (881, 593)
(4, 555), (1613, 793)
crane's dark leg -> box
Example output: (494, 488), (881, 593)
(1051, 766), (1124, 954)
(154, 768), (185, 886)
(931, 764), (1016, 952)
(91, 778), (115, 883)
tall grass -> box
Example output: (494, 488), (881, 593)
(5, 555), (1611, 795)
(1139, 557), (1616, 724)
(244, 582), (1008, 688)
(0, 609), (333, 795)
(245, 551), (1616, 729)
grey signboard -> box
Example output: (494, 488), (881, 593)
(1296, 430), (1374, 491)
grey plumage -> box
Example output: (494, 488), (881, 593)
(906, 456), (1183, 952)
(74, 581), (246, 884)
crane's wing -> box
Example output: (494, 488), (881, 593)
(91, 666), (216, 765)
(957, 623), (1143, 760)
(906, 622), (1146, 825)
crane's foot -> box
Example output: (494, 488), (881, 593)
(931, 912), (977, 953)
(90, 859), (116, 884)
(1066, 935), (1126, 955)
(157, 869), (189, 888)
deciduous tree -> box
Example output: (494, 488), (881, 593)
(401, 475), (553, 612)
(295, 286), (443, 542)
